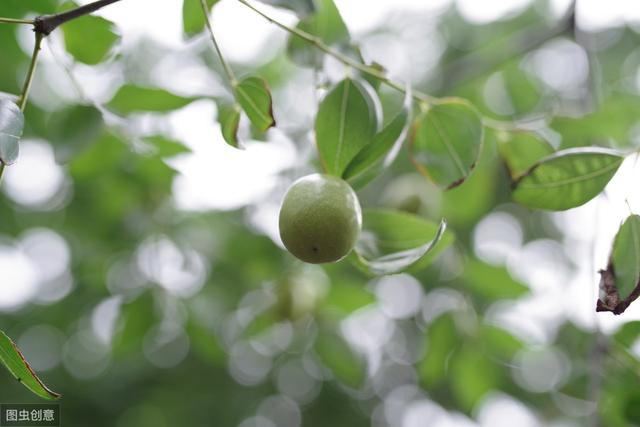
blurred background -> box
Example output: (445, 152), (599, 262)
(1, 0), (640, 425)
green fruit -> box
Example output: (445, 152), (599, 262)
(279, 174), (362, 264)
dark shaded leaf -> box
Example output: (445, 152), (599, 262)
(48, 105), (104, 163)
(234, 77), (275, 132)
(218, 103), (241, 147)
(409, 98), (484, 189)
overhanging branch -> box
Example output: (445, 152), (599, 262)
(34, 0), (122, 35)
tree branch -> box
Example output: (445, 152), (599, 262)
(235, 0), (438, 105)
(200, 0), (238, 87)
(439, 1), (576, 91)
(34, 0), (122, 36)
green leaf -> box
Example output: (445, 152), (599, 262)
(144, 135), (191, 156)
(497, 131), (554, 179)
(352, 209), (453, 275)
(450, 345), (499, 412)
(612, 215), (640, 300)
(62, 15), (119, 65)
(287, 0), (349, 67)
(218, 103), (241, 147)
(315, 78), (378, 176)
(409, 98), (484, 189)
(182, 0), (218, 38)
(234, 77), (275, 132)
(107, 85), (196, 115)
(314, 320), (364, 387)
(0, 99), (23, 165)
(418, 314), (458, 387)
(0, 330), (60, 400)
(512, 147), (624, 211)
(47, 105), (104, 163)
(551, 95), (640, 149)
(342, 92), (412, 188)
(462, 258), (529, 300)
(613, 321), (640, 348)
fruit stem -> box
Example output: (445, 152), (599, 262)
(200, 0), (238, 87)
(235, 0), (438, 105)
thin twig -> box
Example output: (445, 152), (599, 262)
(200, 0), (238, 87)
(235, 0), (438, 105)
(0, 17), (34, 25)
(18, 33), (44, 112)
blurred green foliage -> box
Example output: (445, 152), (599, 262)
(1, 0), (640, 426)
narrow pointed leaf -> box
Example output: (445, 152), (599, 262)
(497, 131), (554, 179)
(352, 209), (453, 276)
(107, 85), (196, 114)
(512, 147), (624, 211)
(182, 0), (219, 38)
(218, 103), (241, 147)
(234, 77), (275, 132)
(0, 99), (23, 165)
(409, 98), (483, 189)
(314, 320), (364, 387)
(612, 215), (640, 301)
(343, 90), (412, 188)
(0, 330), (60, 400)
(315, 78), (378, 176)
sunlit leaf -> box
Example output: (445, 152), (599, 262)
(48, 105), (104, 163)
(182, 0), (218, 38)
(315, 78), (378, 176)
(497, 131), (554, 179)
(409, 98), (484, 189)
(218, 103), (241, 147)
(0, 330), (60, 400)
(418, 314), (458, 387)
(462, 258), (529, 300)
(512, 147), (624, 211)
(287, 0), (349, 66)
(352, 209), (452, 275)
(107, 85), (196, 114)
(144, 135), (191, 156)
(0, 99), (23, 165)
(254, 0), (315, 16)
(234, 77), (275, 132)
(343, 90), (411, 188)
(62, 14), (119, 65)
